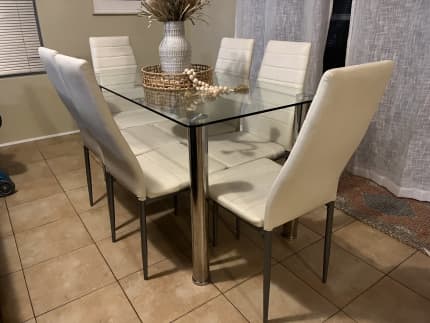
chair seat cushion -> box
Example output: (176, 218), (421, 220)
(209, 158), (281, 227)
(121, 124), (179, 155)
(153, 121), (237, 143)
(114, 109), (164, 129)
(137, 151), (189, 199)
(138, 142), (226, 199)
(208, 131), (285, 167)
(155, 142), (226, 174)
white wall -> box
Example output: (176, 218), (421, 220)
(0, 0), (236, 144)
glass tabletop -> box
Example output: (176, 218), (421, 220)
(98, 70), (313, 128)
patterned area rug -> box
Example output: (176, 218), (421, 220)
(336, 172), (430, 253)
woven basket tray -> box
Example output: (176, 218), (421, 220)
(141, 64), (213, 91)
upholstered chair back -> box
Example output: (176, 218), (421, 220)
(56, 54), (146, 199)
(89, 36), (137, 75)
(243, 41), (312, 150)
(38, 47), (102, 157)
(215, 38), (255, 79)
(264, 60), (394, 230)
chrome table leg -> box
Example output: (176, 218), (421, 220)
(283, 102), (311, 240)
(282, 219), (299, 240)
(188, 126), (209, 285)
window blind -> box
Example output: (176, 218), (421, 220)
(0, 0), (44, 77)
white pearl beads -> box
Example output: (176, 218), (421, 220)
(184, 68), (234, 96)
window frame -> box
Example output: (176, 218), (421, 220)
(0, 0), (45, 79)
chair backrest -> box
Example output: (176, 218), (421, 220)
(55, 53), (146, 199)
(89, 36), (137, 75)
(264, 60), (394, 230)
(38, 47), (101, 157)
(214, 38), (255, 79)
(242, 40), (312, 150)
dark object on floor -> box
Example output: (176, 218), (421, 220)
(337, 172), (430, 253)
(0, 114), (16, 197)
(0, 170), (15, 197)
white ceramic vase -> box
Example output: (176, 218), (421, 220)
(159, 21), (192, 74)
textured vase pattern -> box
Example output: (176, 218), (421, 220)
(159, 21), (192, 74)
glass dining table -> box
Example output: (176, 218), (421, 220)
(98, 71), (313, 286)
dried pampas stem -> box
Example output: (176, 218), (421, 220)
(139, 0), (210, 26)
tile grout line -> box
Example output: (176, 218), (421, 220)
(218, 289), (251, 322)
(276, 261), (341, 312)
(333, 249), (420, 313)
(31, 281), (119, 318)
(323, 310), (358, 323)
(170, 294), (224, 322)
(3, 199), (37, 322)
(42, 151), (144, 323)
(6, 138), (428, 321)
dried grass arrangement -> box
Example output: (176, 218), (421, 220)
(139, 0), (210, 26)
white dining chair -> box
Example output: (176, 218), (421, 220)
(209, 60), (394, 323)
(153, 37), (256, 141)
(215, 37), (255, 79)
(89, 36), (164, 128)
(208, 40), (312, 168)
(39, 47), (102, 207)
(40, 47), (182, 206)
(55, 53), (226, 279)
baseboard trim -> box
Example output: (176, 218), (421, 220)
(0, 130), (80, 148)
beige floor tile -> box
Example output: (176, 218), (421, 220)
(97, 221), (184, 279)
(225, 264), (338, 323)
(80, 204), (139, 242)
(16, 216), (92, 268)
(56, 163), (105, 192)
(46, 154), (85, 176)
(175, 295), (248, 323)
(390, 251), (430, 299)
(98, 215), (189, 279)
(9, 193), (76, 233)
(5, 176), (63, 207)
(8, 161), (53, 186)
(283, 241), (384, 307)
(0, 235), (21, 276)
(0, 271), (34, 322)
(242, 221), (322, 261)
(344, 277), (430, 323)
(0, 142), (43, 171)
(299, 206), (355, 235)
(25, 244), (115, 315)
(37, 283), (140, 323)
(0, 199), (13, 238)
(325, 311), (356, 323)
(120, 258), (219, 322)
(36, 134), (83, 159)
(209, 221), (269, 292)
(334, 221), (415, 273)
(24, 318), (36, 323)
(66, 183), (107, 214)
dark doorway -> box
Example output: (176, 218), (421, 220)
(323, 0), (353, 71)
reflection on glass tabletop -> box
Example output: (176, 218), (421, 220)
(98, 70), (313, 127)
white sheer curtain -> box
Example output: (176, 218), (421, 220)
(346, 0), (430, 201)
(235, 0), (332, 93)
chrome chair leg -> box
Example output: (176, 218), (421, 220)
(263, 230), (273, 323)
(105, 171), (116, 242)
(174, 194), (179, 216)
(323, 201), (335, 283)
(139, 200), (148, 280)
(83, 146), (94, 206)
(211, 202), (218, 247)
(281, 219), (299, 240)
(235, 217), (240, 240)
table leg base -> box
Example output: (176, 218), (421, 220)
(192, 276), (210, 286)
(282, 219), (299, 240)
